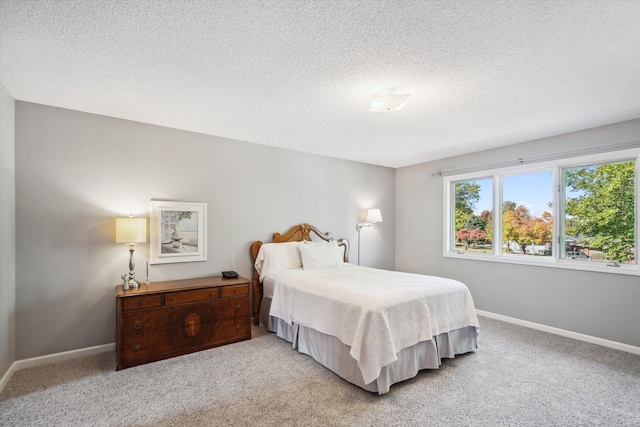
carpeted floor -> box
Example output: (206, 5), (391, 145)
(1, 316), (639, 426)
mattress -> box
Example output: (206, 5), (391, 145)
(263, 274), (277, 299)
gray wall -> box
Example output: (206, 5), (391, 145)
(396, 119), (640, 347)
(1, 83), (16, 377)
(15, 102), (395, 359)
(0, 84), (16, 377)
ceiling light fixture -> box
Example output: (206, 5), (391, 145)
(368, 88), (411, 112)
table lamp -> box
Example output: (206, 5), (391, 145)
(116, 216), (147, 289)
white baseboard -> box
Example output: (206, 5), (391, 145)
(476, 310), (640, 355)
(14, 342), (115, 370)
(0, 342), (114, 393)
(0, 361), (17, 394)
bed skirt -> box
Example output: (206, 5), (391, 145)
(259, 296), (478, 394)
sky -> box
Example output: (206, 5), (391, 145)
(473, 171), (553, 217)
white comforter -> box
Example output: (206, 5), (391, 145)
(268, 265), (480, 385)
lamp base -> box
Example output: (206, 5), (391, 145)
(127, 245), (139, 288)
(128, 271), (140, 289)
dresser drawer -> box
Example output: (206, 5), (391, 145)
(214, 316), (251, 341)
(123, 295), (162, 311)
(121, 307), (173, 333)
(212, 296), (249, 320)
(121, 317), (249, 363)
(220, 284), (249, 298)
(122, 302), (220, 333)
(121, 324), (214, 360)
(165, 288), (219, 305)
(121, 328), (171, 361)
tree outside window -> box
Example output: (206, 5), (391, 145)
(564, 160), (636, 264)
(453, 179), (493, 253)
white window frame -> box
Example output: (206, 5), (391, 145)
(443, 148), (640, 276)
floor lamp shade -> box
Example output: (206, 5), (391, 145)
(365, 209), (382, 224)
(116, 218), (147, 244)
(356, 208), (382, 266)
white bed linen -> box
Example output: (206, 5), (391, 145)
(263, 274), (278, 299)
(260, 295), (478, 394)
(268, 265), (479, 385)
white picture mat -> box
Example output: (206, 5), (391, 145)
(150, 200), (207, 264)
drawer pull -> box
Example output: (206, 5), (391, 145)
(134, 344), (141, 353)
(171, 297), (176, 302)
(210, 292), (216, 297)
(235, 324), (241, 331)
(134, 321), (141, 330)
(235, 304), (241, 312)
(140, 301), (146, 306)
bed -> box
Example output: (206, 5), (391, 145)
(250, 223), (479, 394)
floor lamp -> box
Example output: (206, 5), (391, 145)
(356, 209), (382, 266)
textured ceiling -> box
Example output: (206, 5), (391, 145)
(1, 1), (639, 168)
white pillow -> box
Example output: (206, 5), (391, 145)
(254, 242), (303, 282)
(299, 240), (342, 270)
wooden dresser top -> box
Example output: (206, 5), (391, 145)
(116, 275), (250, 298)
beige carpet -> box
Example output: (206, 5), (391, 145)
(1, 317), (639, 426)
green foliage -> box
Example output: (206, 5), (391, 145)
(454, 181), (480, 231)
(479, 210), (493, 242)
(503, 200), (516, 212)
(465, 215), (484, 230)
(565, 161), (635, 262)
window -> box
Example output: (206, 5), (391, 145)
(444, 149), (639, 275)
(563, 160), (636, 265)
(453, 178), (493, 254)
(502, 172), (553, 257)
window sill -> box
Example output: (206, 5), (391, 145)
(443, 251), (640, 276)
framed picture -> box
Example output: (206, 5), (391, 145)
(150, 200), (207, 264)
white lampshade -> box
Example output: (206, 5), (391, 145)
(116, 217), (147, 244)
(368, 92), (411, 112)
(366, 209), (382, 223)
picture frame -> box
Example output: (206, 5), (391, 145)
(150, 200), (207, 264)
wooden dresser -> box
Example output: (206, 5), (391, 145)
(116, 275), (251, 370)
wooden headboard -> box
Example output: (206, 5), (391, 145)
(249, 223), (350, 325)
